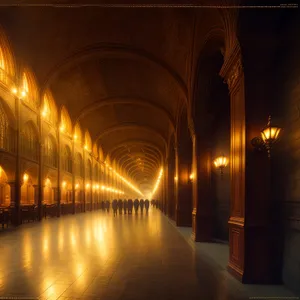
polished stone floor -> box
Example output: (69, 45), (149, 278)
(0, 209), (295, 300)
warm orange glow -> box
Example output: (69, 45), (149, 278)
(73, 134), (78, 140)
(62, 181), (67, 189)
(75, 183), (79, 190)
(213, 155), (229, 169)
(150, 167), (163, 199)
(189, 173), (194, 181)
(86, 183), (90, 189)
(59, 124), (65, 132)
(261, 126), (281, 142)
(174, 176), (178, 181)
(23, 173), (29, 183)
(20, 90), (27, 98)
(11, 87), (17, 94)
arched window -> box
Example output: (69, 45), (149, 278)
(21, 71), (39, 109)
(21, 122), (38, 161)
(44, 135), (57, 168)
(0, 31), (15, 86)
(42, 91), (58, 125)
(75, 153), (83, 177)
(62, 145), (72, 173)
(0, 101), (8, 150)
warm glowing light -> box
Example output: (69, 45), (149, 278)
(41, 109), (48, 117)
(84, 145), (88, 151)
(73, 134), (78, 140)
(59, 124), (65, 132)
(45, 178), (51, 186)
(150, 167), (163, 199)
(96, 184), (100, 190)
(86, 183), (90, 189)
(189, 173), (194, 181)
(174, 176), (178, 181)
(261, 116), (281, 143)
(23, 173), (29, 183)
(11, 87), (17, 94)
(101, 185), (105, 190)
(20, 90), (27, 97)
(62, 181), (67, 189)
(75, 183), (79, 190)
(213, 155), (228, 175)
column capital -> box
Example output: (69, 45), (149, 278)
(219, 42), (243, 91)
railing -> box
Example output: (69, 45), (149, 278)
(61, 203), (73, 215)
(20, 205), (38, 223)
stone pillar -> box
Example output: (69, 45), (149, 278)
(192, 135), (213, 241)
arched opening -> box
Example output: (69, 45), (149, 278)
(176, 107), (193, 227)
(61, 180), (72, 215)
(44, 178), (54, 205)
(62, 145), (72, 173)
(21, 172), (35, 205)
(0, 166), (10, 207)
(74, 152), (83, 177)
(193, 43), (230, 243)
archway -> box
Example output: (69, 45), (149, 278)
(21, 172), (35, 205)
(0, 166), (10, 207)
(44, 178), (54, 205)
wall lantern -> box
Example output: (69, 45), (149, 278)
(251, 115), (281, 158)
(174, 176), (178, 181)
(62, 181), (67, 189)
(75, 183), (79, 190)
(213, 155), (228, 175)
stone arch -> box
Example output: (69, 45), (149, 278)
(41, 89), (58, 125)
(60, 106), (73, 135)
(41, 43), (188, 102)
(44, 134), (58, 168)
(21, 120), (39, 161)
(21, 67), (39, 109)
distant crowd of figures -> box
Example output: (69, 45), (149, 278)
(99, 199), (158, 215)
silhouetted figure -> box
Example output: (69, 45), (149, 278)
(133, 199), (139, 213)
(145, 199), (150, 213)
(118, 199), (123, 214)
(105, 200), (110, 212)
(112, 199), (118, 216)
(128, 199), (133, 214)
(101, 200), (105, 211)
(123, 199), (128, 214)
(140, 199), (145, 213)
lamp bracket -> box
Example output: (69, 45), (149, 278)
(251, 137), (266, 151)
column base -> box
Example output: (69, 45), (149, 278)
(191, 209), (213, 242)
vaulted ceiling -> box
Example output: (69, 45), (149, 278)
(0, 2), (226, 194)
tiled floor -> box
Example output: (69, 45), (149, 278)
(0, 209), (297, 300)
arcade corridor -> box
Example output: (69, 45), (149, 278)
(0, 2), (300, 298)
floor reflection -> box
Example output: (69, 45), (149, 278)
(0, 208), (247, 299)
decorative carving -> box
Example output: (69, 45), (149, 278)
(226, 59), (243, 89)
